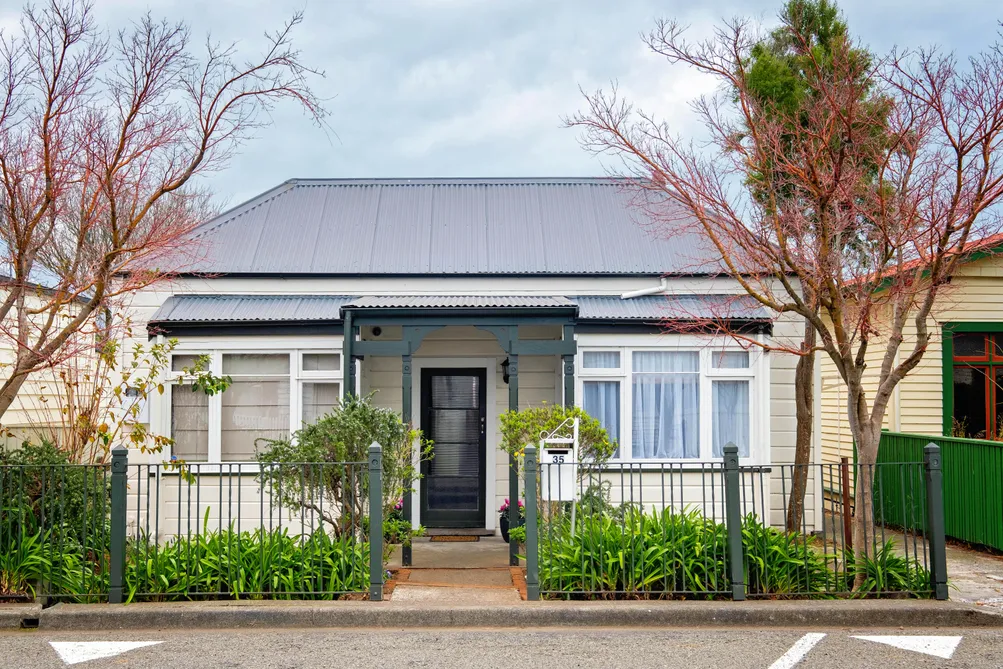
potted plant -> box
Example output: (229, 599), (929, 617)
(498, 498), (524, 543)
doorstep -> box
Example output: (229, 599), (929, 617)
(423, 528), (496, 537)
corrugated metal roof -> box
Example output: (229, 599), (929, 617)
(184, 178), (721, 276)
(345, 295), (574, 309)
(574, 295), (769, 321)
(149, 295), (355, 323)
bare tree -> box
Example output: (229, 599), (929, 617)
(0, 0), (326, 422)
(568, 14), (1003, 568)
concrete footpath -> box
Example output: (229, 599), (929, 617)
(3, 599), (1002, 632)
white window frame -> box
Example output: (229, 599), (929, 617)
(575, 334), (770, 465)
(159, 338), (343, 466)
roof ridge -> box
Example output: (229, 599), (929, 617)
(286, 177), (626, 186)
(190, 180), (298, 240)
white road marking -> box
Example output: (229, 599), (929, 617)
(851, 635), (963, 660)
(768, 633), (827, 669)
(50, 641), (162, 665)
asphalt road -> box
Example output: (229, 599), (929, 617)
(1, 627), (1002, 668)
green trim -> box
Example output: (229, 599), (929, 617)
(942, 326), (953, 436)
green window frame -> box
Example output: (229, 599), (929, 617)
(942, 322), (1003, 437)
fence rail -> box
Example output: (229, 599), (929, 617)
(523, 444), (947, 601)
(880, 431), (1003, 553)
(0, 446), (385, 604)
(0, 462), (110, 602)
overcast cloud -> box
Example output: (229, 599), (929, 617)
(1, 0), (1000, 206)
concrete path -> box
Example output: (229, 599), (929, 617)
(385, 536), (523, 603)
(387, 535), (512, 569)
(944, 542), (1003, 611)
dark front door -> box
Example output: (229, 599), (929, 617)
(420, 368), (487, 528)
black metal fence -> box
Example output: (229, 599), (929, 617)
(0, 462), (111, 602)
(0, 445), (386, 604)
(523, 444), (948, 601)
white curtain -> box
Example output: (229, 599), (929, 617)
(713, 380), (750, 456)
(631, 352), (700, 458)
(583, 380), (620, 456)
(583, 351), (620, 369)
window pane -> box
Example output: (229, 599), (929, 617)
(303, 353), (341, 372)
(171, 385), (208, 461)
(632, 366), (699, 458)
(302, 382), (340, 425)
(583, 381), (620, 457)
(583, 351), (620, 369)
(171, 355), (203, 372)
(711, 351), (749, 369)
(953, 366), (989, 438)
(994, 335), (1003, 361)
(954, 333), (987, 358)
(632, 351), (699, 373)
(221, 377), (290, 460)
(995, 369), (1003, 440)
(223, 353), (290, 375)
(713, 380), (750, 457)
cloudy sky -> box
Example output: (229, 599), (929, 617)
(2, 0), (1000, 206)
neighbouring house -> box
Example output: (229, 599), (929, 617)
(121, 177), (815, 536)
(0, 274), (98, 449)
(820, 240), (1003, 460)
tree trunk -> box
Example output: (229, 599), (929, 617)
(851, 423), (881, 588)
(786, 322), (816, 532)
(0, 367), (32, 423)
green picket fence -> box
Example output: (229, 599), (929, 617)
(878, 431), (1003, 552)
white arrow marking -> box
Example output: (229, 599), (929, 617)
(769, 633), (827, 669)
(851, 635), (963, 660)
(50, 641), (162, 665)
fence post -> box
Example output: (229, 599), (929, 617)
(108, 446), (128, 604)
(924, 443), (949, 600)
(524, 445), (539, 601)
(368, 442), (384, 602)
(723, 443), (745, 601)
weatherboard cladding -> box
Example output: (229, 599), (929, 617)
(148, 294), (768, 325)
(186, 178), (719, 276)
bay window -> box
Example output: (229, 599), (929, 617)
(577, 343), (763, 462)
(166, 346), (342, 463)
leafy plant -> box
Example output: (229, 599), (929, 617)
(500, 404), (616, 464)
(255, 394), (430, 549)
(124, 517), (369, 602)
(844, 541), (930, 597)
(0, 530), (49, 600)
(742, 517), (830, 596)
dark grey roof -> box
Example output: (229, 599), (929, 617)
(345, 295), (574, 309)
(149, 295), (355, 324)
(184, 178), (720, 276)
(574, 295), (768, 321)
(148, 293), (768, 326)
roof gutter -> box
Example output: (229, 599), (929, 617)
(620, 278), (667, 299)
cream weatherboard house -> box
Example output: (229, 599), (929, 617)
(122, 177), (816, 537)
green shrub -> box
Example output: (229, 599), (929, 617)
(742, 518), (830, 596)
(534, 505), (931, 600)
(255, 394), (429, 551)
(844, 541), (931, 597)
(0, 530), (49, 600)
(125, 523), (369, 602)
(539, 507), (728, 597)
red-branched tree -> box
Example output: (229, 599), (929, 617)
(0, 0), (326, 422)
(568, 13), (1003, 567)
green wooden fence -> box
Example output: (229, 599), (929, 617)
(878, 431), (1003, 552)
